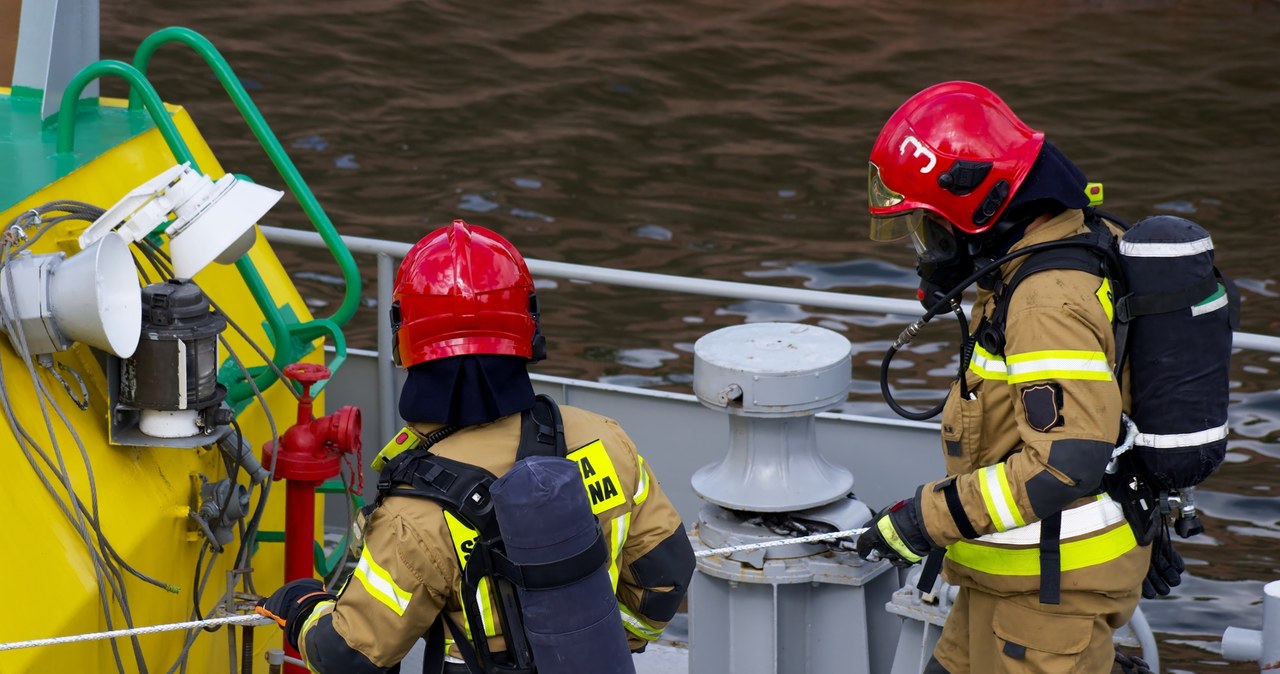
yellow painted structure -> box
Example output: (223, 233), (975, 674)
(0, 94), (328, 673)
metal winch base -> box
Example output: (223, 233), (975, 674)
(690, 505), (898, 674)
(690, 322), (855, 512)
(688, 323), (900, 674)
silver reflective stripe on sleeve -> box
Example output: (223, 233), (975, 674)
(976, 494), (1125, 546)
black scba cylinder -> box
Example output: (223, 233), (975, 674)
(121, 279), (227, 412)
(490, 456), (634, 674)
(1120, 215), (1236, 491)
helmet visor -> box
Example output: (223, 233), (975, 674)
(871, 208), (960, 263)
(868, 162), (910, 241)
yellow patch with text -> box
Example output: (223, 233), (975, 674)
(567, 440), (626, 514)
(1096, 277), (1114, 323)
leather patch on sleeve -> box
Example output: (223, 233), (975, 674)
(1020, 383), (1064, 433)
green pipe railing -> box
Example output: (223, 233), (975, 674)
(129, 27), (362, 329)
(54, 58), (311, 408)
(253, 478), (364, 579)
(229, 255), (307, 404)
(52, 29), (361, 410)
(127, 27), (362, 407)
(54, 59), (195, 166)
(54, 61), (300, 406)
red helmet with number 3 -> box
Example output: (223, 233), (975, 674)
(392, 220), (543, 368)
(868, 81), (1044, 242)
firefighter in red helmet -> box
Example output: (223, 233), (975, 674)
(258, 220), (694, 674)
(857, 82), (1153, 673)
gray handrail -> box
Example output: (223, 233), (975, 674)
(259, 225), (1280, 355)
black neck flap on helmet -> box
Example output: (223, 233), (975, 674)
(964, 141), (1090, 292)
(400, 355), (537, 426)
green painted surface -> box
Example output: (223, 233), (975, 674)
(0, 90), (155, 212)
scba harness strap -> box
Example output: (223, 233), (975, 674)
(972, 213), (1121, 362)
(375, 395), (609, 674)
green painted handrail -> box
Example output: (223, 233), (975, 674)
(53, 59), (196, 166)
(248, 479), (365, 579)
(227, 256), (302, 405)
(225, 259), (347, 405)
(51, 59), (299, 408)
(313, 479), (365, 578)
(130, 27), (362, 329)
(124, 27), (363, 408)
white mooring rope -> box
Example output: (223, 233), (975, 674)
(693, 527), (866, 558)
(0, 528), (868, 653)
(0, 614), (274, 652)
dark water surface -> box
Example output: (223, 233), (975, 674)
(100, 1), (1280, 671)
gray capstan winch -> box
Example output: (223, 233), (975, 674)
(688, 322), (899, 674)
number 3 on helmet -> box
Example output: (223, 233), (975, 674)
(391, 220), (546, 368)
(868, 81), (1045, 242)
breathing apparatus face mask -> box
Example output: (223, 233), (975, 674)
(909, 214), (974, 310)
(870, 199), (977, 310)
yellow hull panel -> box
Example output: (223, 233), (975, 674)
(0, 96), (326, 673)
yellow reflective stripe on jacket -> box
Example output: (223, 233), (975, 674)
(296, 599), (335, 672)
(608, 512), (632, 591)
(946, 522), (1138, 576)
(1005, 349), (1112, 384)
(475, 579), (497, 638)
(977, 463), (1025, 532)
(355, 547), (414, 616)
(968, 344), (1008, 381)
(878, 513), (921, 563)
(633, 455), (651, 505)
(620, 604), (663, 641)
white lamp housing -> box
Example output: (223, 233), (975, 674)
(0, 232), (142, 358)
(79, 163), (284, 278)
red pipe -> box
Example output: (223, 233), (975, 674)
(261, 363), (362, 674)
(284, 478), (321, 583)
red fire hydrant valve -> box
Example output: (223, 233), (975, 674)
(262, 363), (363, 482)
(262, 362), (363, 592)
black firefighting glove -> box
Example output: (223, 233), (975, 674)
(855, 498), (932, 568)
(255, 578), (337, 649)
(1142, 525), (1185, 599)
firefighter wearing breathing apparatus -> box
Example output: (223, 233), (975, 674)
(855, 82), (1152, 674)
(257, 220), (695, 674)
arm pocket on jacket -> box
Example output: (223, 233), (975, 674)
(941, 376), (984, 475)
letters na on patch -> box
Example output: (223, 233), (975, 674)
(1020, 382), (1065, 432)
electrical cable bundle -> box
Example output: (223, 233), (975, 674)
(1, 202), (357, 674)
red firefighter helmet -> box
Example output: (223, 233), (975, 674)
(392, 220), (541, 367)
(868, 81), (1044, 241)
